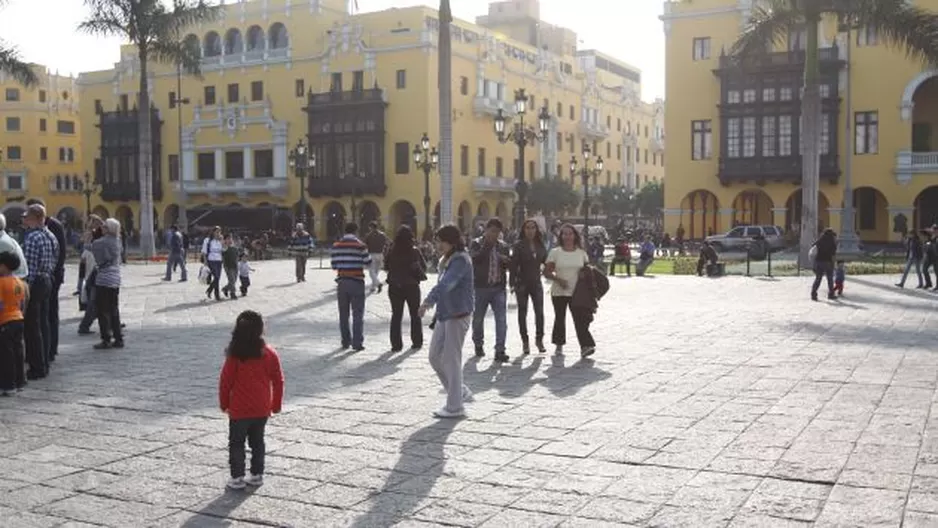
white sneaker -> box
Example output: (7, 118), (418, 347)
(554, 345), (563, 355)
(433, 407), (465, 419)
(244, 474), (264, 487)
(226, 477), (246, 490)
(462, 387), (474, 403)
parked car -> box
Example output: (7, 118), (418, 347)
(705, 225), (786, 253)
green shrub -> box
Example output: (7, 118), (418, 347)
(672, 257), (698, 275)
(772, 262), (904, 275)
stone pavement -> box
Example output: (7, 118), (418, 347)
(1, 261), (937, 527)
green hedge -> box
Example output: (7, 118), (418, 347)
(772, 262), (904, 275)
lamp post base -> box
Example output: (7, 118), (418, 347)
(836, 231), (864, 259)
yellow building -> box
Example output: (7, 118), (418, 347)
(662, 0), (938, 243)
(77, 0), (664, 241)
(0, 65), (84, 231)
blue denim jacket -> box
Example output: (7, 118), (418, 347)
(423, 251), (474, 321)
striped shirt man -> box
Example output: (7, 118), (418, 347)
(331, 234), (372, 281)
(23, 227), (58, 286)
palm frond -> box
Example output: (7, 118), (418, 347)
(164, 0), (223, 36)
(0, 46), (38, 86)
(731, 0), (804, 61)
(77, 0), (133, 40)
(150, 38), (202, 77)
(851, 0), (938, 66)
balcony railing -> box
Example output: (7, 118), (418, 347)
(473, 176), (516, 193)
(895, 150), (938, 184)
(578, 120), (610, 140)
(719, 155), (839, 185)
(307, 89), (387, 106)
(717, 46), (841, 71)
(472, 96), (515, 118)
(173, 177), (288, 196)
(200, 47), (291, 70)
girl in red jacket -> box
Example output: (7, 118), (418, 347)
(219, 310), (284, 490)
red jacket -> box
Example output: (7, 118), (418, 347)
(219, 345), (284, 420)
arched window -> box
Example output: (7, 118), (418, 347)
(55, 175), (62, 191)
(246, 25), (264, 51)
(64, 175), (71, 190)
(184, 34), (202, 57)
(269, 22), (288, 49)
(72, 175), (80, 190)
(224, 28), (243, 54)
(204, 31), (222, 57)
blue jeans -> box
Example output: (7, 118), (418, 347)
(337, 279), (366, 348)
(165, 252), (187, 281)
(899, 257), (923, 287)
(472, 287), (507, 354)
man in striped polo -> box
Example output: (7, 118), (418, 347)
(331, 222), (372, 351)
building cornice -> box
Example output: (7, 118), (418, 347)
(660, 1), (746, 35)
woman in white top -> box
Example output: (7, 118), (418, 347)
(201, 226), (224, 301)
(543, 223), (593, 356)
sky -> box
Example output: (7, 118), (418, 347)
(0, 0), (665, 100)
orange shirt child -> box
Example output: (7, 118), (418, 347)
(0, 276), (26, 325)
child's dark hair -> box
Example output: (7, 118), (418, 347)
(836, 259), (845, 265)
(227, 310), (265, 360)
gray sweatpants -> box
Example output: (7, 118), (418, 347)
(428, 316), (470, 413)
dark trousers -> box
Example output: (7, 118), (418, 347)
(515, 281), (544, 343)
(924, 259), (935, 288)
(25, 276), (51, 377)
(337, 279), (366, 348)
(229, 417), (267, 478)
(79, 281), (97, 332)
(295, 256), (307, 281)
(0, 321), (25, 391)
(206, 261), (222, 299)
(609, 258), (631, 276)
(550, 296), (595, 348)
(96, 286), (123, 343)
(812, 261), (835, 297)
(49, 282), (60, 361)
(388, 284), (422, 350)
(240, 275), (250, 296)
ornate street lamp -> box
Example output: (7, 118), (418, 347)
(82, 170), (100, 220)
(171, 65), (191, 230)
(288, 138), (316, 226)
(570, 143), (604, 239)
(413, 133), (439, 240)
(493, 88), (551, 230)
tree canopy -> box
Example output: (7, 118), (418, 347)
(527, 177), (579, 217)
(635, 180), (663, 217)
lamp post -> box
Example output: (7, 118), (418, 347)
(570, 143), (604, 239)
(81, 170), (99, 220)
(288, 138), (316, 226)
(171, 64), (191, 230)
(413, 133), (439, 240)
(494, 88), (551, 230)
(837, 18), (862, 256)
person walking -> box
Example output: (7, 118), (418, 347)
(238, 254), (254, 297)
(896, 230), (925, 289)
(384, 225), (426, 352)
(331, 223), (371, 351)
(0, 251), (27, 396)
(469, 218), (510, 362)
(22, 204), (58, 379)
(27, 198), (65, 363)
(222, 234), (240, 299)
(544, 223), (592, 356)
(288, 223), (313, 282)
(510, 219), (547, 355)
(163, 225), (187, 282)
(218, 310), (284, 490)
(201, 227), (224, 301)
(364, 222), (389, 293)
(92, 218), (124, 349)
(810, 228), (838, 301)
(418, 225), (474, 419)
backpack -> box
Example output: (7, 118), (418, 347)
(590, 265), (610, 300)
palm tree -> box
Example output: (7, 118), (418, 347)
(438, 0), (454, 232)
(78, 0), (221, 258)
(731, 0), (938, 264)
(0, 0), (37, 86)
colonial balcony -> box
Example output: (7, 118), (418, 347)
(200, 47), (291, 71)
(650, 136), (665, 153)
(719, 156), (840, 186)
(578, 120), (610, 140)
(172, 177), (289, 198)
(472, 96), (515, 118)
(473, 176), (516, 194)
(894, 150), (938, 184)
(716, 46), (842, 73)
(308, 88), (387, 106)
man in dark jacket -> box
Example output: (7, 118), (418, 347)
(26, 198), (65, 362)
(363, 222), (389, 293)
(922, 229), (936, 289)
(163, 225), (187, 282)
(469, 218), (510, 362)
(896, 231), (924, 289)
(288, 223), (314, 282)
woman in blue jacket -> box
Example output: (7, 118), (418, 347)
(419, 225), (474, 419)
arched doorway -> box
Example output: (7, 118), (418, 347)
(457, 201), (472, 233)
(477, 201), (491, 219)
(495, 201), (509, 226)
(915, 186), (938, 229)
(785, 190), (830, 234)
(56, 207), (81, 231)
(853, 187), (889, 243)
(114, 205), (134, 233)
(164, 204), (180, 228)
(92, 205), (109, 219)
(390, 200), (418, 235)
(732, 190), (773, 227)
(358, 201), (381, 230)
(323, 201), (347, 241)
(680, 190), (720, 239)
(908, 75), (938, 152)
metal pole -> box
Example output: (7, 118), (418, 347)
(299, 158), (308, 225)
(176, 65), (189, 230)
(838, 25), (861, 256)
(423, 165), (431, 240)
(516, 120), (526, 231)
(583, 170), (590, 239)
